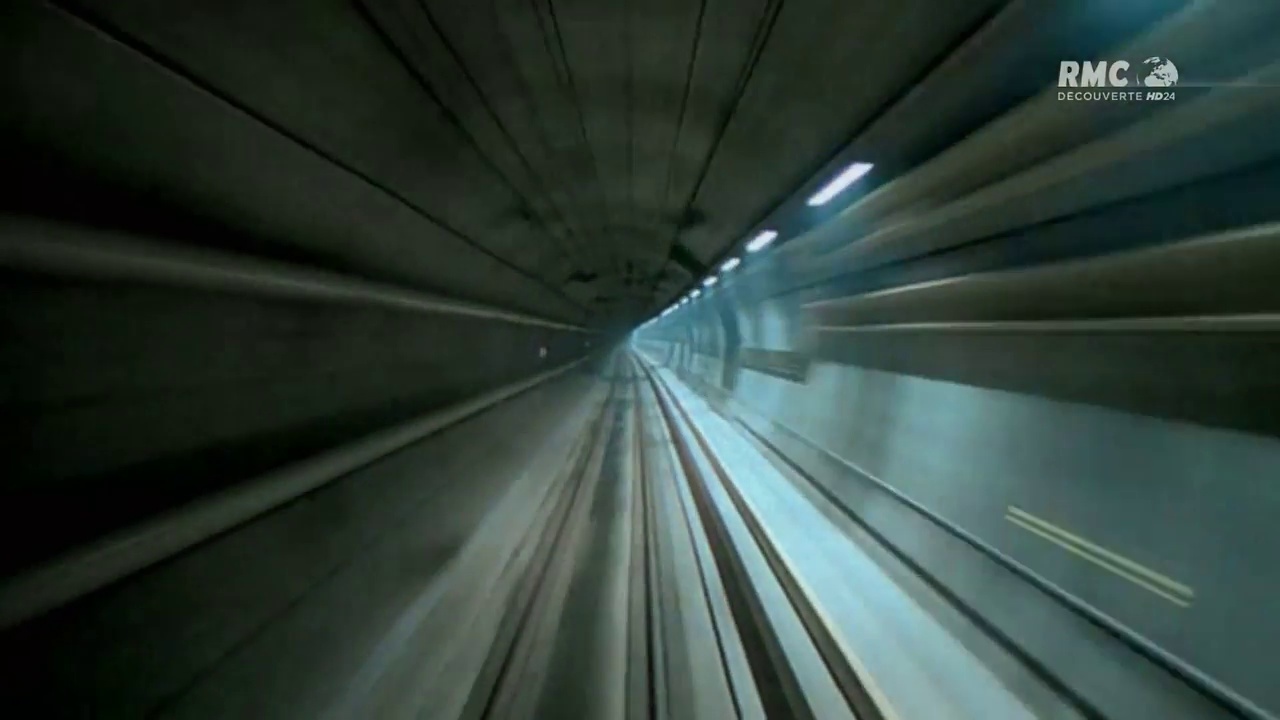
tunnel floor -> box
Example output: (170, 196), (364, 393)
(453, 352), (1084, 720)
(0, 351), (1232, 719)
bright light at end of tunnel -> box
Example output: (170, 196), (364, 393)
(702, 276), (718, 288)
(720, 257), (741, 272)
(746, 230), (778, 253)
(807, 162), (874, 206)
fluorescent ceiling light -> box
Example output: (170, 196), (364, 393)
(807, 162), (874, 206)
(746, 230), (778, 253)
(720, 257), (741, 272)
(702, 276), (718, 287)
(691, 289), (702, 298)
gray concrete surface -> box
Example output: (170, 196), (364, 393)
(671, 361), (1257, 718)
(0, 364), (605, 717)
(0, 217), (588, 577)
(4, 1), (1279, 718)
(636, 9), (1280, 714)
(5, 0), (1187, 322)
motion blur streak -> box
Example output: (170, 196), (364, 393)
(2, 1), (1279, 718)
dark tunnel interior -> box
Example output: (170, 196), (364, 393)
(3, 1), (1280, 718)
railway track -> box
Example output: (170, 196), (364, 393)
(457, 351), (895, 720)
(0, 350), (1168, 718)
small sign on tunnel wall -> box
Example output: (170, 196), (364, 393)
(539, 346), (548, 359)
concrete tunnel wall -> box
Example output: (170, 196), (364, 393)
(637, 250), (1280, 717)
(2, 0), (608, 582)
(3, 0), (1280, 717)
(0, 214), (599, 715)
(633, 22), (1280, 709)
(1, 5), (620, 711)
(0, 362), (604, 717)
(0, 217), (592, 578)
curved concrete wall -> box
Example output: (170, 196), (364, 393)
(0, 364), (604, 717)
(636, 10), (1280, 716)
(1, 217), (591, 577)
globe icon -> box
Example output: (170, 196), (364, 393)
(1140, 57), (1179, 87)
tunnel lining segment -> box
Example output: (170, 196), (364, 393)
(33, 0), (589, 318)
(673, 365), (1271, 720)
(0, 356), (590, 630)
(0, 216), (589, 332)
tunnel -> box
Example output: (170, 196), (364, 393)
(3, 1), (1280, 718)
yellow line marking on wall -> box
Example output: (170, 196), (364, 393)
(1003, 504), (1192, 604)
(1006, 516), (1190, 607)
(1006, 506), (1194, 608)
(1003, 504), (1192, 599)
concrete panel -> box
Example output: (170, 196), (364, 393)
(638, 119), (1280, 720)
(0, 367), (602, 717)
(717, 390), (1238, 719)
(1, 218), (588, 576)
(729, 356), (1280, 702)
(0, 0), (583, 321)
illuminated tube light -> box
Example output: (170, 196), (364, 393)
(720, 257), (741, 272)
(691, 289), (702, 298)
(806, 162), (874, 206)
(702, 276), (718, 288)
(746, 229), (778, 253)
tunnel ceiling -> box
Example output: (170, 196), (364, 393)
(5, 0), (1004, 326)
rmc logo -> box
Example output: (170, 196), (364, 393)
(1058, 57), (1178, 102)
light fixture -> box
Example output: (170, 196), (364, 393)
(702, 276), (718, 287)
(691, 289), (702, 298)
(806, 162), (874, 206)
(746, 229), (778, 253)
(720, 257), (741, 272)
